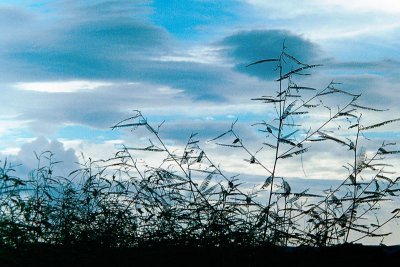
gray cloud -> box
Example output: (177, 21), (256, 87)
(317, 58), (400, 112)
(6, 79), (232, 133)
(1, 1), (171, 80)
(13, 136), (79, 178)
(0, 0), (239, 104)
(323, 58), (400, 78)
(219, 29), (320, 79)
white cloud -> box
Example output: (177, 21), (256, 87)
(244, 0), (400, 42)
(14, 80), (112, 93)
(59, 138), (125, 163)
(154, 46), (227, 65)
(319, 0), (400, 14)
(156, 86), (184, 95)
(12, 136), (79, 178)
(246, 0), (400, 16)
(0, 117), (29, 135)
(0, 147), (19, 156)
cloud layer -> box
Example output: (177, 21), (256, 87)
(0, 0), (399, 186)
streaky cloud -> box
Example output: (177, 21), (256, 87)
(14, 80), (112, 93)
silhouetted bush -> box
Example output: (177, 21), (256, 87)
(1, 47), (399, 251)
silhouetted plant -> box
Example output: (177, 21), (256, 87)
(0, 45), (399, 249)
(208, 44), (400, 246)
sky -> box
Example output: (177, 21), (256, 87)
(1, 0), (400, 245)
(1, 0), (400, 180)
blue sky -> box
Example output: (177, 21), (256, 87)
(1, 0), (400, 181)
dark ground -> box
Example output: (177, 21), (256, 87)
(1, 243), (400, 267)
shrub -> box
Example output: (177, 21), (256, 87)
(0, 46), (399, 248)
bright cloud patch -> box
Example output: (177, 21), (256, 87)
(319, 0), (400, 14)
(247, 0), (400, 15)
(14, 80), (112, 93)
(154, 46), (224, 65)
(157, 86), (184, 95)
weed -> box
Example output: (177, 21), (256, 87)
(0, 46), (399, 249)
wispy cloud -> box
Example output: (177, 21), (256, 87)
(14, 80), (112, 93)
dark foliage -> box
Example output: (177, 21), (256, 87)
(1, 47), (399, 256)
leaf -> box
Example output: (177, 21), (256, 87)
(293, 189), (322, 199)
(288, 195), (300, 204)
(282, 101), (297, 119)
(330, 195), (341, 205)
(263, 143), (277, 149)
(246, 58), (279, 67)
(349, 141), (355, 150)
(283, 129), (299, 139)
(332, 88), (360, 97)
(125, 146), (165, 152)
(356, 146), (366, 167)
(262, 176), (273, 189)
(308, 138), (326, 142)
(289, 86), (317, 91)
(378, 147), (387, 154)
(208, 130), (231, 142)
(279, 138), (303, 147)
(360, 118), (400, 131)
(277, 89), (288, 98)
(188, 140), (200, 145)
(252, 122), (278, 131)
(335, 111), (358, 119)
(376, 174), (393, 183)
(378, 149), (400, 155)
(374, 180), (380, 192)
(277, 64), (322, 81)
(279, 138), (300, 147)
(349, 174), (356, 184)
(111, 122), (147, 129)
(197, 151), (204, 163)
(251, 97), (283, 103)
(283, 52), (305, 65)
(216, 143), (242, 148)
(199, 172), (214, 192)
(283, 180), (291, 195)
(318, 131), (348, 147)
(391, 208), (400, 214)
(303, 104), (319, 108)
(203, 183), (219, 195)
(348, 124), (359, 129)
(290, 111), (309, 116)
(388, 189), (398, 196)
(279, 148), (308, 159)
(350, 103), (388, 112)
